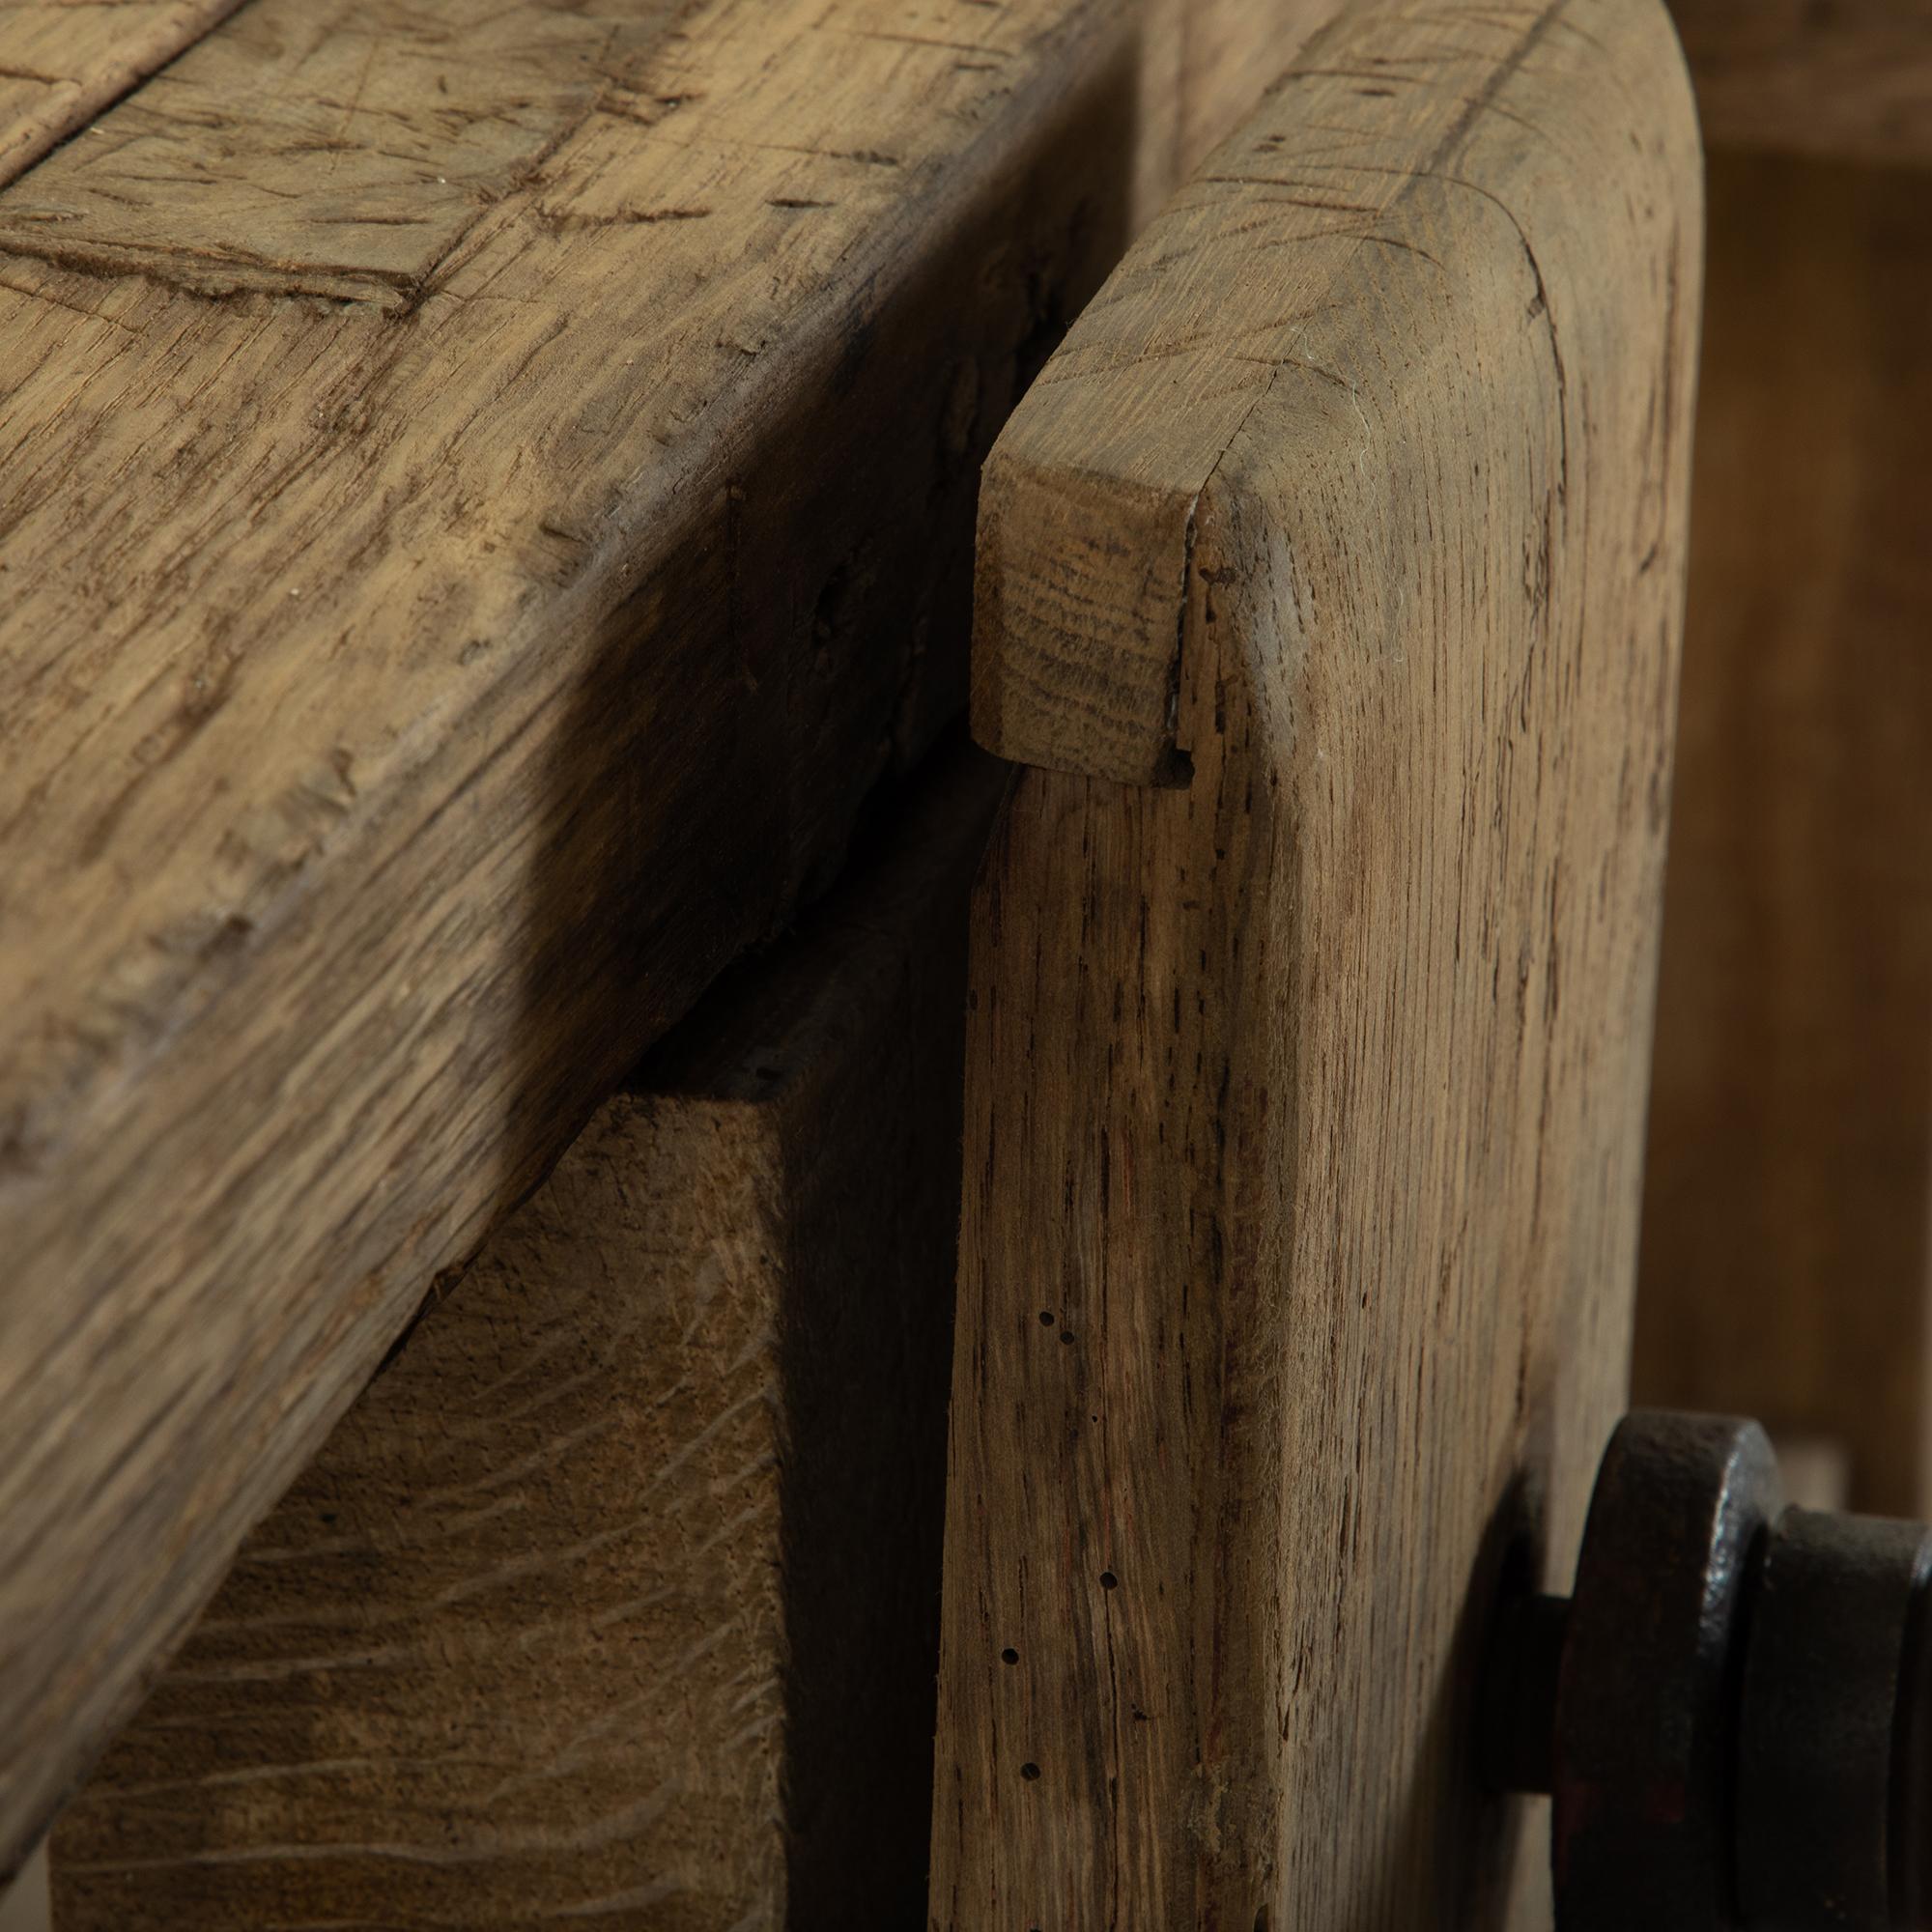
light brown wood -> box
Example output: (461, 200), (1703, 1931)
(1671, 1), (1932, 172)
(47, 746), (1002, 1931)
(934, 3), (1703, 1924)
(0, 0), (1145, 1872)
(0, 1), (245, 190)
(1130, 0), (1344, 231)
(0, 0), (703, 303)
(0, 0), (1349, 1874)
(1634, 153), (1932, 1517)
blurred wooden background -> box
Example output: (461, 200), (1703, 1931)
(1635, 2), (1932, 1516)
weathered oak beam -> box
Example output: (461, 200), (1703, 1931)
(0, 0), (1135, 1871)
(47, 747), (1001, 1931)
(0, 0), (1346, 1873)
(933, 3), (1702, 1921)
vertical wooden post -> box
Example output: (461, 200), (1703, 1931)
(48, 753), (1001, 1931)
(932, 4), (1703, 1923)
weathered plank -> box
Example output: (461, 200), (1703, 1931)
(933, 3), (1702, 1923)
(0, 1), (245, 190)
(0, 0), (1144, 1872)
(47, 745), (1001, 1931)
(0, 0), (1348, 1872)
(1671, 0), (1932, 172)
(1634, 153), (1932, 1516)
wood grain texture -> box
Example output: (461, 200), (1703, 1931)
(0, 0), (1411, 1870)
(0, 1), (245, 190)
(47, 745), (1002, 1932)
(1671, 0), (1932, 171)
(0, 0), (696, 303)
(1634, 154), (1932, 1516)
(0, 0), (1142, 1875)
(1130, 0), (1344, 231)
(934, 4), (1703, 1924)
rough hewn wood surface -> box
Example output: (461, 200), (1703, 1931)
(0, 1), (245, 190)
(0, 0), (1366, 1877)
(0, 0), (1145, 1873)
(47, 746), (1001, 1932)
(934, 4), (1702, 1924)
(0, 0), (1348, 1873)
(1671, 1), (1932, 172)
(1634, 153), (1932, 1516)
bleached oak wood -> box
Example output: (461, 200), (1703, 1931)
(1671, 0), (1932, 172)
(1634, 154), (1932, 1516)
(0, 1), (245, 190)
(47, 747), (1002, 1932)
(933, 3), (1702, 1924)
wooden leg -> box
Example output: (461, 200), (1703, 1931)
(932, 4), (1702, 1923)
(47, 750), (1001, 1931)
(1634, 152), (1932, 1516)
